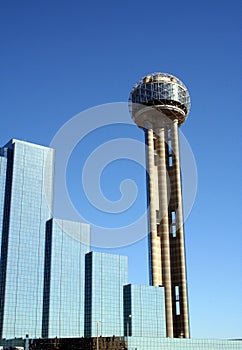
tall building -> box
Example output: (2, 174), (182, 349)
(0, 139), (91, 340)
(84, 252), (128, 337)
(129, 72), (191, 338)
(0, 139), (54, 339)
(42, 219), (90, 338)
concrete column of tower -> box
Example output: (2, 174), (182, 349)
(156, 126), (173, 338)
(145, 125), (162, 287)
(170, 119), (190, 338)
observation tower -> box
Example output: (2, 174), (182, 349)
(129, 72), (191, 338)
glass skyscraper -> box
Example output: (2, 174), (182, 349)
(84, 251), (128, 338)
(42, 218), (90, 338)
(0, 139), (54, 339)
(0, 139), (91, 340)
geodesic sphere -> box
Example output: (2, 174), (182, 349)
(129, 72), (191, 127)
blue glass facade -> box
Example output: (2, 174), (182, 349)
(0, 140), (54, 339)
(0, 147), (8, 261)
(126, 337), (242, 350)
(0, 146), (10, 340)
(85, 252), (128, 337)
(42, 219), (90, 338)
(123, 284), (166, 338)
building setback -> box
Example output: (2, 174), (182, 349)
(85, 252), (128, 338)
(123, 284), (166, 338)
(42, 219), (90, 338)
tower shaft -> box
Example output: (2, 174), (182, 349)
(146, 119), (189, 338)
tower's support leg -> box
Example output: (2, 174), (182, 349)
(169, 120), (190, 338)
(157, 127), (173, 338)
(146, 127), (162, 287)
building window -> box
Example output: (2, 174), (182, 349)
(170, 211), (176, 237)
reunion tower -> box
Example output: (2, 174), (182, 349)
(129, 72), (191, 339)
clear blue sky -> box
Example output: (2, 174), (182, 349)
(0, 0), (241, 340)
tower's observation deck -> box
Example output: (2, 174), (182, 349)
(129, 72), (190, 128)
